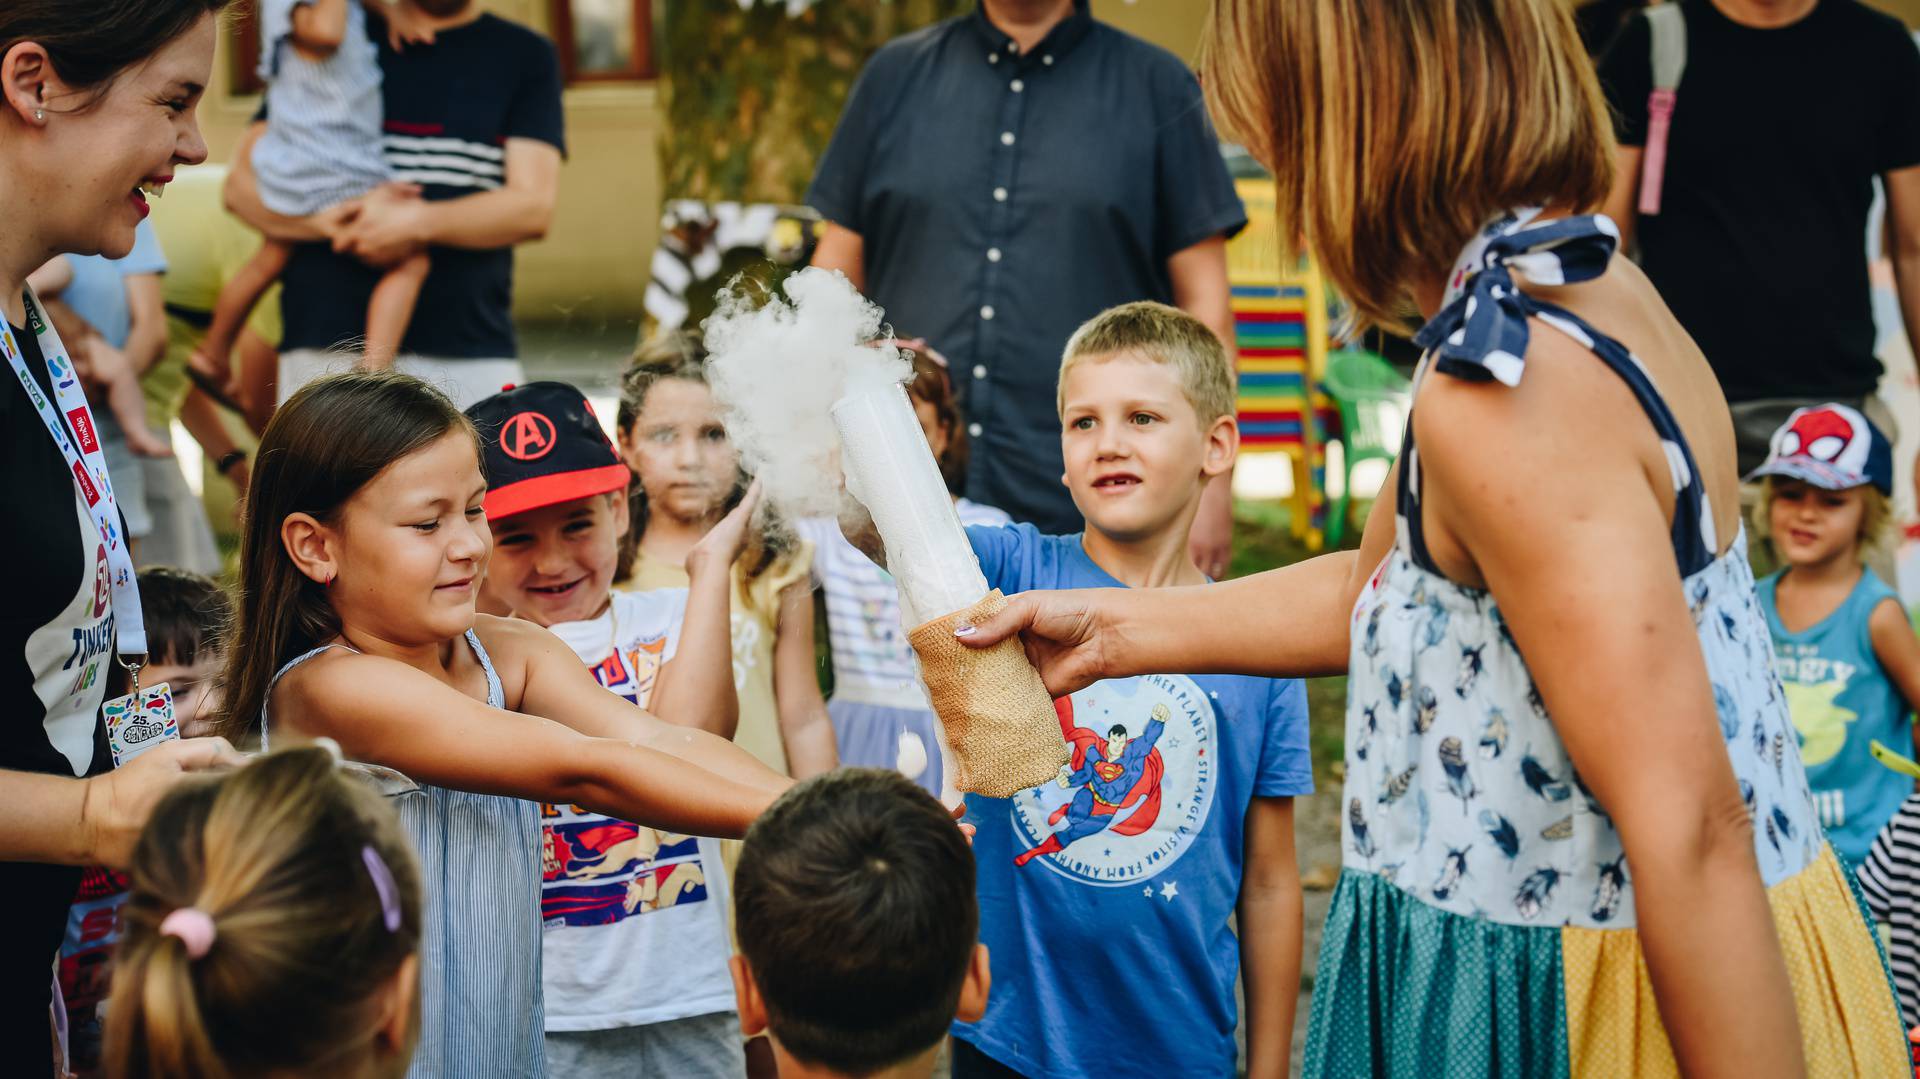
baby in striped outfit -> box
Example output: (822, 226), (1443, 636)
(190, 0), (429, 392)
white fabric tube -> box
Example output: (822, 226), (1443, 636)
(831, 383), (988, 625)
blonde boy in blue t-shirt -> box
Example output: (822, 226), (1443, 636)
(849, 301), (1312, 1077)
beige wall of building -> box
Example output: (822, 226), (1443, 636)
(203, 0), (663, 326)
(199, 2), (1211, 326)
(207, 1), (1916, 324)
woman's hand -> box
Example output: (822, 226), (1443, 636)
(335, 185), (429, 269)
(80, 737), (245, 867)
(956, 588), (1118, 697)
(384, 1), (437, 51)
(686, 480), (762, 579)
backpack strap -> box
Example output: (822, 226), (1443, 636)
(1639, 3), (1687, 216)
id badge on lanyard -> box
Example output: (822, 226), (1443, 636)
(4, 287), (152, 733)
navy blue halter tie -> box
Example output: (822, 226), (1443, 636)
(1396, 210), (1719, 578)
(1411, 213), (1623, 388)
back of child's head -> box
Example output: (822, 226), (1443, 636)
(904, 347), (973, 498)
(221, 371), (476, 744)
(1057, 301), (1234, 425)
(734, 768), (977, 1075)
(103, 745), (422, 1079)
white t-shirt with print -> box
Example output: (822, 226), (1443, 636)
(796, 498), (1011, 706)
(539, 589), (737, 1030)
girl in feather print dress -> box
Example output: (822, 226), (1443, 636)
(956, 0), (1907, 1075)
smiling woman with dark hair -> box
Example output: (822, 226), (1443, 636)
(0, 2), (244, 1066)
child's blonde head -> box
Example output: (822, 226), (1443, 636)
(1057, 301), (1235, 425)
(1752, 477), (1894, 563)
(103, 746), (422, 1079)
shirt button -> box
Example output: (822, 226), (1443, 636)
(986, 247), (1002, 262)
(1000, 132), (1016, 146)
(973, 365), (988, 380)
(993, 187), (1008, 202)
(1010, 78), (1025, 93)
(1043, 54), (1054, 65)
(980, 305), (996, 320)
(989, 52), (999, 64)
(969, 423), (984, 438)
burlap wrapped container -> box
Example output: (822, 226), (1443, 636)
(907, 589), (1067, 797)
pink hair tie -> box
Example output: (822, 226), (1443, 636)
(159, 908), (216, 959)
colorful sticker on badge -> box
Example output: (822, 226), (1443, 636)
(105, 681), (178, 768)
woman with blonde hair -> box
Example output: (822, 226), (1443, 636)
(960, 0), (1906, 1074)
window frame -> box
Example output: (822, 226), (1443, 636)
(551, 0), (655, 84)
(230, 0), (265, 96)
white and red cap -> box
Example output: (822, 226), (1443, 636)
(1745, 403), (1892, 495)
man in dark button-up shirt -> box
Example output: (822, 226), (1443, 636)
(807, 0), (1245, 570)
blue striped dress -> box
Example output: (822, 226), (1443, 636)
(265, 630), (546, 1077)
(250, 0), (391, 216)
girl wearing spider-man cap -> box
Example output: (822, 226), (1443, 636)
(1752, 403), (1920, 869)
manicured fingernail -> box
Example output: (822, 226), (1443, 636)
(953, 623), (977, 638)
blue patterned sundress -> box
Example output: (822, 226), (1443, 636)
(264, 630), (547, 1078)
(1304, 210), (1904, 1078)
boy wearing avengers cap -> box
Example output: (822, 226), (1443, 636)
(1750, 403), (1920, 868)
(466, 382), (757, 1077)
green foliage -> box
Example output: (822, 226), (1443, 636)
(659, 0), (970, 204)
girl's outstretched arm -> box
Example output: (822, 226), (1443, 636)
(500, 617), (789, 797)
(959, 533), (1377, 695)
(277, 646), (781, 838)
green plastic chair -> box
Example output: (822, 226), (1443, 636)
(1323, 348), (1411, 547)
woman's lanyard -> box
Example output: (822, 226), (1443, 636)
(3, 286), (148, 689)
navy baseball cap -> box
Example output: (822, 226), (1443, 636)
(1745, 403), (1893, 496)
(466, 382), (630, 519)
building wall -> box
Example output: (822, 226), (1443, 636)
(199, 2), (1210, 326)
(1867, 0), (1920, 25)
(210, 0), (1917, 324)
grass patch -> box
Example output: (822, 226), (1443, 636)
(1229, 498), (1358, 778)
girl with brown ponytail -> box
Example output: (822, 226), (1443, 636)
(214, 369), (790, 1075)
(103, 744), (422, 1079)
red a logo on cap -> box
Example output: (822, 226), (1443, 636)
(500, 411), (557, 461)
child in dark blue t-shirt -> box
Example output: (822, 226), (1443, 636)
(862, 302), (1313, 1077)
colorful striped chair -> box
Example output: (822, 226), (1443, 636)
(1227, 179), (1336, 549)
